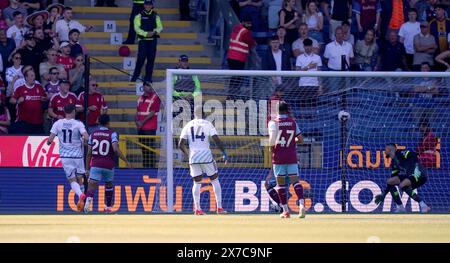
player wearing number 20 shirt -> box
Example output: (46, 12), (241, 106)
(268, 101), (305, 219)
(82, 114), (131, 214)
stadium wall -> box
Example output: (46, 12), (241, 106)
(0, 168), (448, 214)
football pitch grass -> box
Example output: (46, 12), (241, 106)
(1, 214), (450, 243)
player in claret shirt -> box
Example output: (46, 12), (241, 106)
(83, 114), (131, 214)
(268, 101), (305, 219)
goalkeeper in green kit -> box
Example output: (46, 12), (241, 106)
(375, 143), (431, 213)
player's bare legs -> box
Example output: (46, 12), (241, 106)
(276, 175), (290, 218)
(399, 178), (430, 213)
(289, 175), (305, 218)
(265, 170), (282, 212)
(210, 173), (227, 214)
(192, 176), (204, 215)
(66, 171), (85, 211)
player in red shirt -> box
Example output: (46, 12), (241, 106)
(268, 101), (305, 218)
(9, 68), (47, 134)
(48, 80), (78, 124)
(135, 82), (160, 168)
(76, 79), (108, 133)
(82, 114), (131, 213)
(417, 120), (439, 168)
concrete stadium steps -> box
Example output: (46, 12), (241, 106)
(90, 56), (211, 67)
(85, 43), (208, 56)
(79, 19), (199, 33)
(80, 32), (203, 45)
(73, 7), (180, 20)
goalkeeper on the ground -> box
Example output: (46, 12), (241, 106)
(375, 143), (431, 213)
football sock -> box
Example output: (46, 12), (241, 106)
(277, 186), (288, 212)
(402, 186), (422, 202)
(105, 185), (114, 207)
(192, 182), (201, 210)
(386, 184), (403, 205)
(293, 182), (304, 200)
(268, 188), (281, 205)
(211, 179), (222, 209)
(70, 182), (83, 197)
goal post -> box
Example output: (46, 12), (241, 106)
(161, 69), (450, 213)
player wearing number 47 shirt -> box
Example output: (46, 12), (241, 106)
(179, 106), (228, 215)
(268, 101), (305, 219)
(82, 114), (131, 214)
(47, 103), (89, 212)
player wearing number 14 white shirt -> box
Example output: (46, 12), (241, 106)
(179, 107), (228, 215)
(47, 104), (89, 212)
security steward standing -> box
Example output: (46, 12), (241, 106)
(130, 0), (163, 83)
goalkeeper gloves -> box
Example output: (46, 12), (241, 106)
(375, 194), (385, 205)
(413, 165), (421, 181)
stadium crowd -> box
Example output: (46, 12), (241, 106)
(0, 0), (450, 137)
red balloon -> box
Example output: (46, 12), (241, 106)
(118, 45), (131, 57)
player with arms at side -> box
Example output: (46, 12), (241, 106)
(268, 101), (305, 218)
(47, 103), (89, 211)
(179, 106), (228, 215)
(375, 143), (431, 213)
(82, 114), (131, 213)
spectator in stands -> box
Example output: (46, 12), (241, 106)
(292, 23), (319, 57)
(57, 41), (74, 75)
(399, 8), (421, 69)
(380, 0), (410, 39)
(352, 29), (378, 71)
(415, 0), (438, 22)
(21, 0), (41, 15)
(25, 10), (48, 31)
(130, 0), (163, 83)
(295, 38), (322, 105)
(34, 28), (58, 55)
(268, 0), (283, 31)
(18, 33), (43, 79)
(412, 62), (439, 96)
(68, 29), (84, 58)
(3, 0), (27, 27)
(328, 0), (352, 41)
(239, 0), (263, 32)
(123, 0), (145, 44)
(69, 54), (85, 96)
(435, 49), (450, 70)
(44, 66), (60, 100)
(341, 20), (355, 46)
(0, 96), (10, 134)
(5, 51), (22, 87)
(9, 68), (47, 134)
(429, 3), (450, 54)
(173, 54), (202, 99)
(0, 8), (8, 30)
(377, 30), (408, 70)
(48, 79), (77, 124)
(135, 81), (160, 168)
(46, 3), (64, 33)
(324, 26), (354, 71)
(303, 0), (324, 44)
(0, 0), (9, 10)
(76, 79), (108, 134)
(279, 0), (300, 45)
(39, 48), (65, 86)
(179, 0), (195, 21)
(413, 21), (437, 70)
(276, 26), (292, 56)
(0, 28), (15, 72)
(46, 1), (65, 8)
(353, 0), (382, 40)
(262, 36), (291, 85)
(95, 0), (118, 7)
(227, 15), (256, 99)
(6, 11), (28, 48)
(55, 6), (93, 42)
(416, 118), (439, 168)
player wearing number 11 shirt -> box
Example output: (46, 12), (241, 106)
(47, 104), (89, 212)
(268, 101), (305, 219)
(82, 114), (131, 214)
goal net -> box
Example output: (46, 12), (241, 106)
(151, 70), (450, 214)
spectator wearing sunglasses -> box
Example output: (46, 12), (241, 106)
(39, 48), (66, 86)
(45, 66), (61, 100)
